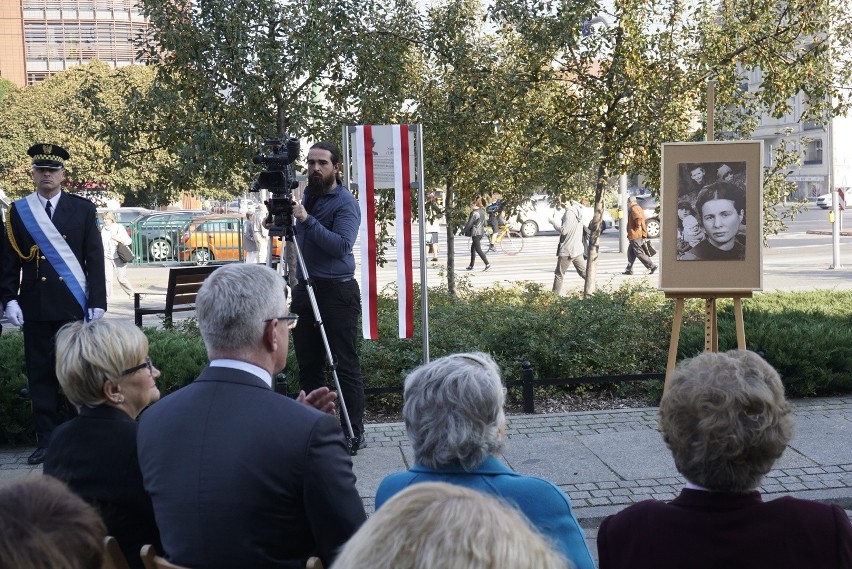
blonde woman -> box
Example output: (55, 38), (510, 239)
(335, 482), (572, 569)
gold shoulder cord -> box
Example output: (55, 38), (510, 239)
(6, 203), (40, 262)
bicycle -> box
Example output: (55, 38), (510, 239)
(484, 224), (524, 256)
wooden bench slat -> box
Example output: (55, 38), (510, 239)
(134, 265), (220, 327)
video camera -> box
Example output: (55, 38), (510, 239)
(251, 136), (300, 235)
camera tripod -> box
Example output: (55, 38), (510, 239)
(267, 224), (355, 440)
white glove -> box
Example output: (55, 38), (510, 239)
(87, 308), (106, 321)
(4, 300), (24, 327)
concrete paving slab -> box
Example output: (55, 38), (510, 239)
(578, 430), (678, 480)
(501, 436), (618, 486)
(351, 446), (408, 498)
(787, 414), (852, 464)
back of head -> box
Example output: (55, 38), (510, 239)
(55, 319), (148, 408)
(659, 350), (793, 492)
(196, 264), (286, 353)
(0, 475), (106, 569)
(334, 482), (570, 569)
(403, 352), (505, 470)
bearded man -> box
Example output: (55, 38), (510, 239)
(290, 141), (365, 455)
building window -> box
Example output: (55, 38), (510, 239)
(804, 139), (823, 165)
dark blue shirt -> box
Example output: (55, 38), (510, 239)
(295, 183), (360, 279)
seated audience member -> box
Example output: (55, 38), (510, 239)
(335, 482), (571, 569)
(0, 475), (106, 569)
(375, 352), (594, 569)
(598, 350), (852, 569)
(44, 319), (161, 569)
(137, 263), (366, 569)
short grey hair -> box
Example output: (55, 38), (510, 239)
(403, 352), (505, 470)
(659, 350), (794, 492)
(55, 319), (148, 408)
(196, 264), (286, 353)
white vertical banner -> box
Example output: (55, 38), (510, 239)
(349, 124), (422, 341)
(354, 126), (378, 339)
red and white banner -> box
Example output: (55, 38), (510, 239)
(393, 125), (414, 338)
(354, 125), (379, 340)
(353, 124), (416, 339)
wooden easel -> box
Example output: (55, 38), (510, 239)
(663, 82), (753, 392)
(664, 291), (751, 391)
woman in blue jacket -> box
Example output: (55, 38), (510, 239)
(375, 352), (595, 569)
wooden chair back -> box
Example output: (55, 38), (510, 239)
(140, 544), (190, 569)
(102, 536), (131, 569)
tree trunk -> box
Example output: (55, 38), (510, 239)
(583, 162), (611, 297)
(446, 178), (456, 297)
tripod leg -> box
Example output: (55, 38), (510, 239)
(285, 238), (356, 441)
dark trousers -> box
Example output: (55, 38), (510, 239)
(627, 238), (655, 270)
(290, 280), (365, 439)
(469, 235), (489, 267)
(23, 319), (77, 447)
(553, 255), (586, 294)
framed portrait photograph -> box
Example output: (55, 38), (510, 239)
(659, 141), (763, 293)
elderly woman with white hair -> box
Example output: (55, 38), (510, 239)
(597, 350), (852, 569)
(375, 352), (595, 569)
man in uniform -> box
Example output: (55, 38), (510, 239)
(1, 143), (106, 465)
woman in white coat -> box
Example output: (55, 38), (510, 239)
(101, 211), (135, 300)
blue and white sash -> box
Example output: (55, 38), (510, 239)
(16, 193), (88, 314)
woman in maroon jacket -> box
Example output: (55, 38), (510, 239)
(598, 350), (852, 569)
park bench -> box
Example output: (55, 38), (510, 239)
(134, 265), (220, 327)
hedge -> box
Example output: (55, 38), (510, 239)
(1, 282), (851, 445)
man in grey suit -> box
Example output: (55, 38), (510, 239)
(137, 263), (366, 569)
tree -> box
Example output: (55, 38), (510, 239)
(131, 0), (386, 194)
(0, 61), (176, 204)
(489, 0), (852, 294)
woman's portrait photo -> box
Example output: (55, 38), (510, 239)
(676, 162), (747, 261)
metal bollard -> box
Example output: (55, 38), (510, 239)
(521, 360), (535, 414)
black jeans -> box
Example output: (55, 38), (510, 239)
(290, 280), (365, 439)
(469, 235), (489, 267)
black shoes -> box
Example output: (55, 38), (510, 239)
(649, 266), (657, 274)
(487, 245), (496, 252)
(345, 436), (365, 456)
(27, 447), (47, 465)
(622, 270), (633, 275)
(483, 264), (492, 272)
(465, 266), (474, 271)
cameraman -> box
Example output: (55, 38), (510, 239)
(291, 141), (365, 455)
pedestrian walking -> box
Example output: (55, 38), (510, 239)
(462, 197), (490, 271)
(549, 201), (586, 295)
(101, 211), (135, 300)
(623, 196), (657, 275)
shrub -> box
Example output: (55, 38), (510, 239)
(1, 287), (851, 444)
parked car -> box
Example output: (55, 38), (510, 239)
(130, 211), (210, 262)
(96, 207), (154, 230)
(816, 190), (850, 209)
(511, 195), (613, 238)
(178, 215), (245, 264)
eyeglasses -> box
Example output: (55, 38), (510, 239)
(122, 356), (153, 377)
(264, 315), (299, 329)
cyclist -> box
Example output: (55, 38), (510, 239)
(486, 191), (507, 252)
